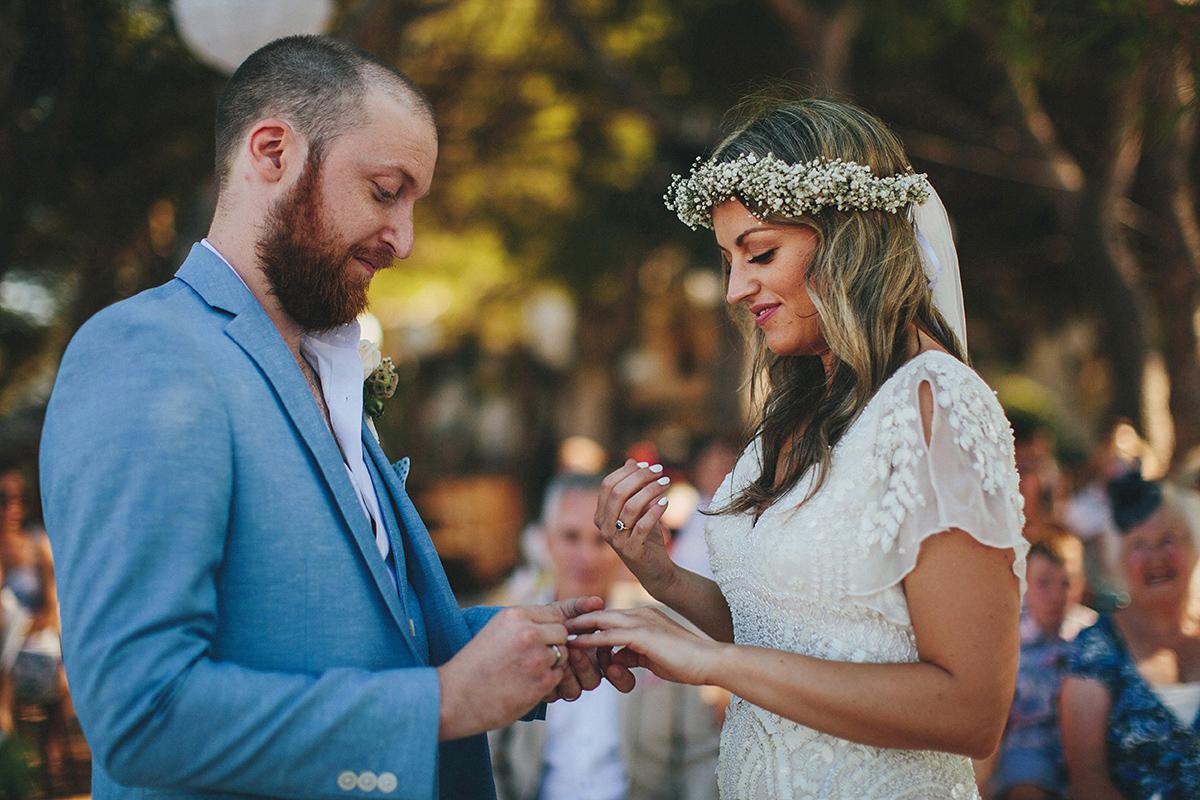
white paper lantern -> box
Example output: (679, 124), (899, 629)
(172, 0), (335, 74)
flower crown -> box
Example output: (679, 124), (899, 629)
(664, 152), (933, 230)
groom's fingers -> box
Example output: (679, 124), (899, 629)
(555, 659), (583, 701)
(596, 645), (613, 673)
(566, 645), (603, 691)
(571, 623), (638, 690)
(551, 595), (604, 622)
(605, 660), (637, 693)
(492, 606), (569, 676)
(505, 605), (574, 648)
(521, 602), (573, 624)
(438, 605), (580, 738)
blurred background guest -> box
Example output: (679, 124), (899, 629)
(669, 434), (738, 582)
(1005, 409), (1098, 645)
(1018, 531), (1095, 645)
(979, 539), (1075, 799)
(1059, 471), (1200, 800)
(1062, 420), (1147, 613)
(1, 466), (76, 796)
(1009, 410), (1066, 547)
(0, 552), (35, 800)
(489, 471), (720, 800)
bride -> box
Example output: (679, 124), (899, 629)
(568, 96), (1028, 799)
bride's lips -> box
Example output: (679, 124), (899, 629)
(750, 303), (780, 326)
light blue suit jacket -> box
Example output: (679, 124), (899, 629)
(40, 244), (501, 800)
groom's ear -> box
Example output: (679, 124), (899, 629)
(246, 118), (302, 184)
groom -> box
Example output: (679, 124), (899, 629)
(39, 35), (627, 800)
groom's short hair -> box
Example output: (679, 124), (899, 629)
(214, 35), (433, 192)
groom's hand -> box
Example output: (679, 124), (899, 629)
(436, 605), (572, 741)
(548, 596), (636, 699)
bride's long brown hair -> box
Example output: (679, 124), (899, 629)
(707, 96), (967, 518)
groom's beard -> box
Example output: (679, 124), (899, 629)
(257, 157), (391, 332)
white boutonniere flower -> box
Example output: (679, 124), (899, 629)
(359, 339), (383, 379)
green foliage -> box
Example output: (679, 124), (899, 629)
(0, 0), (222, 308)
(0, 732), (34, 800)
(1, 0), (1197, 458)
(0, 0), (224, 406)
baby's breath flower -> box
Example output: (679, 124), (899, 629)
(664, 152), (932, 230)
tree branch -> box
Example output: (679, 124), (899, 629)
(336, 0), (456, 61)
(1000, 59), (1086, 195)
(762, 0), (863, 92)
(896, 127), (1083, 191)
(545, 0), (703, 149)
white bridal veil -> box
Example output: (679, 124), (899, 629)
(911, 187), (967, 348)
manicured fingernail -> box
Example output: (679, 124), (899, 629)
(649, 463), (663, 473)
(657, 476), (670, 485)
(636, 461), (649, 468)
(658, 497), (669, 506)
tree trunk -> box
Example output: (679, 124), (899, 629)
(1078, 70), (1152, 431)
(1141, 52), (1200, 469)
(764, 0), (864, 93)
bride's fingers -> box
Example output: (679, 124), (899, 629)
(564, 608), (643, 634)
(600, 461), (669, 535)
(625, 496), (670, 548)
(601, 484), (671, 561)
(568, 619), (665, 652)
(596, 460), (643, 531)
(615, 466), (670, 526)
(569, 630), (634, 649)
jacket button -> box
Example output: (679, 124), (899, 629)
(377, 773), (397, 793)
(356, 771), (378, 792)
(337, 771), (357, 791)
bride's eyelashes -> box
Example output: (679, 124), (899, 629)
(718, 248), (776, 275)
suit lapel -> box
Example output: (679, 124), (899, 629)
(362, 431), (473, 667)
(361, 435), (497, 799)
(363, 445), (433, 666)
(175, 246), (411, 639)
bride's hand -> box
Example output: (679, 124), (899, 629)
(595, 459), (676, 597)
(566, 606), (720, 687)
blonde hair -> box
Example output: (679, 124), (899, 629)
(709, 96), (966, 516)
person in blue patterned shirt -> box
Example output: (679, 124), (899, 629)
(986, 540), (1073, 799)
(1059, 471), (1200, 800)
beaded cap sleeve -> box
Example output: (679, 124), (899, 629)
(848, 350), (1027, 623)
(705, 351), (1026, 799)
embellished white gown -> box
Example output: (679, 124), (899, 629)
(706, 351), (1028, 800)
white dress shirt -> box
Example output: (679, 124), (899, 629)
(539, 678), (629, 800)
(200, 240), (394, 579)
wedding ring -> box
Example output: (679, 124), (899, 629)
(550, 643), (564, 669)
(614, 519), (627, 532)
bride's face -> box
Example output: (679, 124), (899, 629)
(714, 199), (829, 362)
